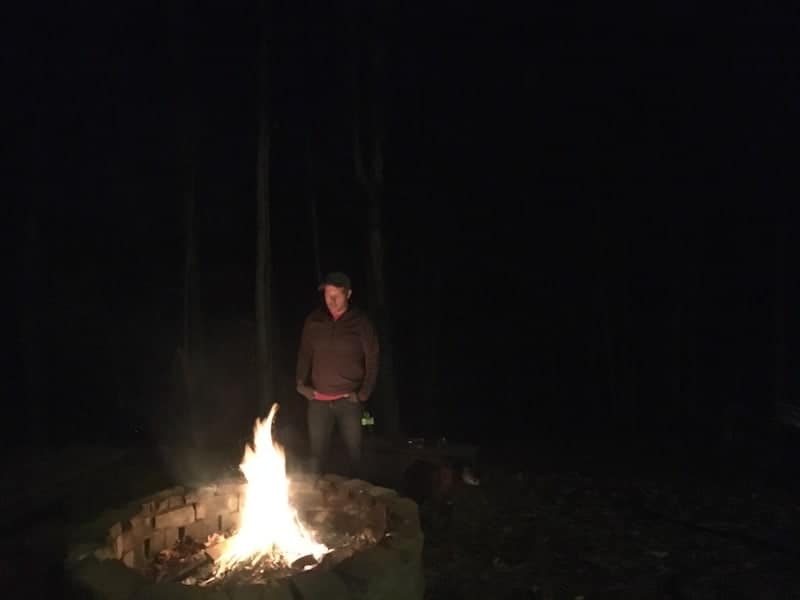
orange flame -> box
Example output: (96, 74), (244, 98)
(213, 404), (328, 575)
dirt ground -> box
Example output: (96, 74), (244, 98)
(2, 432), (800, 599)
(421, 435), (800, 600)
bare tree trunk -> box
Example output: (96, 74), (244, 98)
(21, 210), (47, 440)
(591, 207), (622, 433)
(352, 2), (399, 437)
(671, 300), (683, 420)
(683, 254), (699, 440)
(306, 134), (321, 284)
(255, 8), (273, 418)
(361, 160), (399, 437)
(168, 0), (202, 445)
(621, 278), (638, 437)
(550, 343), (561, 424)
(774, 217), (787, 419)
(182, 176), (196, 406)
(427, 253), (442, 435)
(670, 227), (695, 447)
(597, 278), (619, 426)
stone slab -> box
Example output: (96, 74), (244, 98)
(186, 518), (217, 543)
(195, 494), (239, 519)
(382, 518), (423, 559)
(132, 582), (231, 599)
(94, 545), (117, 561)
(365, 503), (387, 542)
(382, 498), (423, 559)
(229, 583), (294, 600)
(290, 569), (354, 600)
(338, 479), (373, 495)
(185, 485), (219, 504)
(335, 545), (423, 600)
(112, 526), (145, 559)
(154, 504), (196, 529)
(222, 511), (241, 532)
(365, 486), (397, 500)
(66, 542), (101, 567)
(141, 487), (186, 516)
(129, 514), (156, 536)
(215, 477), (248, 496)
(153, 526), (181, 554)
(386, 497), (419, 524)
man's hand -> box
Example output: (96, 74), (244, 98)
(297, 384), (315, 401)
(347, 391), (365, 403)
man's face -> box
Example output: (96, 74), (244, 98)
(323, 285), (351, 316)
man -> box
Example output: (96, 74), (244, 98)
(296, 272), (379, 477)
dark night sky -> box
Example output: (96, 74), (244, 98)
(8, 3), (799, 448)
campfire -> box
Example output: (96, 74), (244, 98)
(146, 403), (381, 586)
(67, 403), (426, 599)
(204, 403), (328, 582)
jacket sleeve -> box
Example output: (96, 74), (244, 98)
(295, 318), (313, 386)
(358, 316), (380, 401)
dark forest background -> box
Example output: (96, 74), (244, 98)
(7, 3), (798, 455)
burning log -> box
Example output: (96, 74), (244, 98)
(290, 554), (318, 570)
(150, 537), (209, 583)
(203, 536), (230, 563)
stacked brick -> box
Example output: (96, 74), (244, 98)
(90, 478), (246, 570)
(67, 475), (425, 600)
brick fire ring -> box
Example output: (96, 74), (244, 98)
(66, 474), (424, 600)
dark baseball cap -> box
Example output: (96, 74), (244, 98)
(318, 271), (352, 290)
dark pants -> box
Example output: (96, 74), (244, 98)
(307, 398), (363, 478)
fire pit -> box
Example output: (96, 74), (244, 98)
(66, 406), (424, 599)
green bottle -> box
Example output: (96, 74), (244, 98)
(361, 410), (375, 433)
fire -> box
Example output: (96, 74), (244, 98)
(213, 403), (328, 576)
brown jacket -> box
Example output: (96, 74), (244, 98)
(295, 306), (380, 400)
